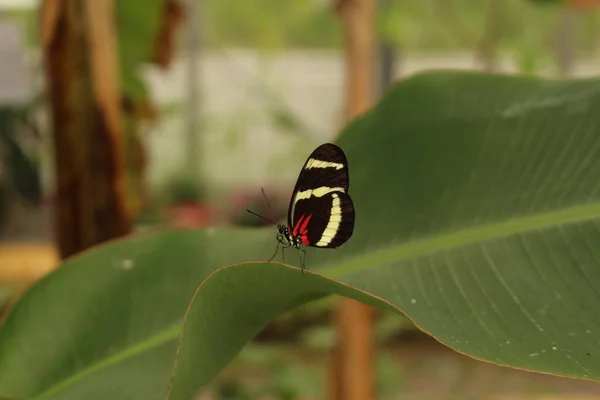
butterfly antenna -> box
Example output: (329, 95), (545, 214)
(261, 187), (281, 225)
(246, 209), (278, 226)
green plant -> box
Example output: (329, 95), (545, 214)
(0, 105), (43, 210)
(3, 70), (600, 399)
(163, 175), (206, 204)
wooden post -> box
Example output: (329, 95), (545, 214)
(41, 0), (131, 259)
(185, 0), (201, 182)
(328, 1), (376, 399)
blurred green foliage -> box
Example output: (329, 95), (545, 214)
(6, 0), (600, 54)
(206, 0), (341, 49)
(204, 0), (600, 54)
(115, 0), (165, 103)
(0, 106), (42, 208)
(527, 0), (564, 5)
(161, 174), (207, 204)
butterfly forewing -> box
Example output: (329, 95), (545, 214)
(287, 143), (355, 249)
(287, 143), (350, 226)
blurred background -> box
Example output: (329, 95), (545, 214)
(2, 0), (600, 398)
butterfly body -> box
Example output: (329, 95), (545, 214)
(276, 224), (302, 248)
(270, 143), (355, 272)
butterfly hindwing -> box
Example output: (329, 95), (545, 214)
(287, 143), (354, 249)
(296, 191), (354, 248)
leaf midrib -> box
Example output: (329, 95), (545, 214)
(33, 200), (600, 398)
(326, 201), (600, 276)
(36, 325), (180, 399)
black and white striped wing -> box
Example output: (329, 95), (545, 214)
(287, 143), (355, 248)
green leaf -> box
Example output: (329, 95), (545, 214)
(4, 70), (600, 399)
(163, 263), (403, 400)
(0, 229), (274, 399)
(115, 0), (164, 102)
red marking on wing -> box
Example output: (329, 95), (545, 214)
(300, 234), (310, 245)
(292, 214), (305, 237)
(299, 214), (312, 235)
(298, 214), (313, 245)
(293, 214), (313, 245)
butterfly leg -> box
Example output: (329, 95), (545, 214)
(268, 241), (281, 263)
(281, 244), (294, 264)
(299, 248), (306, 275)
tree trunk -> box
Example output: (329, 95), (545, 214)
(41, 0), (131, 259)
(328, 1), (375, 400)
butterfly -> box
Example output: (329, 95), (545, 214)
(248, 143), (355, 273)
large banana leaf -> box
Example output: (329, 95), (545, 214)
(2, 70), (600, 400)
